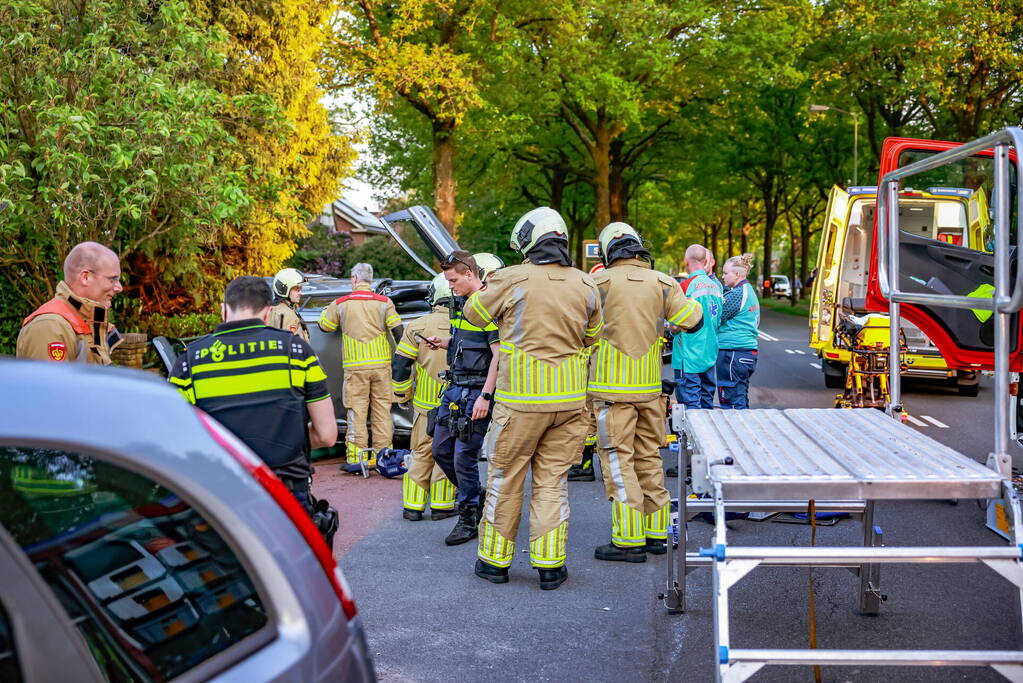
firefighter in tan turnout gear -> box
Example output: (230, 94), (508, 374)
(465, 207), (603, 591)
(17, 241), (125, 364)
(589, 223), (702, 561)
(269, 268), (310, 341)
(392, 273), (457, 521)
(318, 262), (404, 473)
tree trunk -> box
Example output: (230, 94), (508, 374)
(727, 214), (734, 257)
(592, 126), (612, 231)
(761, 177), (777, 289)
(799, 215), (811, 294)
(609, 138), (627, 223)
(786, 215), (797, 304)
(432, 120), (457, 236)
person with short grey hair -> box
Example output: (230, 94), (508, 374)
(351, 262), (374, 283)
(318, 261), (404, 474)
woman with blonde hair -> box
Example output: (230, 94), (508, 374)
(716, 253), (760, 408)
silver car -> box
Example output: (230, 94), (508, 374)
(0, 359), (375, 682)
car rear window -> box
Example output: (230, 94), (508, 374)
(0, 447), (269, 681)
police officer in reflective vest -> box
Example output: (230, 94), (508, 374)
(589, 223), (702, 562)
(392, 273), (458, 522)
(168, 276), (337, 509)
(465, 207), (603, 590)
(317, 262), (404, 472)
(269, 268), (310, 341)
(18, 241), (125, 364)
(426, 251), (502, 546)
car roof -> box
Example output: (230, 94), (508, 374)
(0, 359), (212, 458)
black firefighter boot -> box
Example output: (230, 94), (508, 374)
(445, 505), (479, 546)
(538, 565), (568, 590)
(568, 444), (596, 481)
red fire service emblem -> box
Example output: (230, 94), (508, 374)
(48, 342), (67, 361)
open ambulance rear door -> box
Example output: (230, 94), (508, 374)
(865, 137), (1020, 372)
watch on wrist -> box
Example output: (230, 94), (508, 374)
(481, 392), (493, 401)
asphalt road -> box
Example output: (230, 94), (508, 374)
(314, 308), (1023, 683)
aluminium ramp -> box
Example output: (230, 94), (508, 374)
(681, 408), (1022, 683)
(688, 407), (1002, 500)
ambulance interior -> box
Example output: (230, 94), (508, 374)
(840, 197), (971, 351)
(886, 149), (1015, 356)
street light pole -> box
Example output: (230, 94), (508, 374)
(808, 104), (859, 186)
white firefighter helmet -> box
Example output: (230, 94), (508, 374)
(598, 222), (642, 264)
(509, 207), (568, 255)
(272, 268), (307, 299)
(427, 272), (452, 305)
(473, 252), (505, 281)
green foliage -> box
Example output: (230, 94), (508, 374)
(344, 236), (432, 281)
(286, 222), (353, 277)
(144, 312), (222, 340)
(0, 0), (268, 313)
(0, 0), (351, 351)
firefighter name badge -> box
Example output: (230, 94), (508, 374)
(48, 342), (67, 361)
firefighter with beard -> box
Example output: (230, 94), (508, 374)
(464, 207), (603, 590)
(588, 223), (702, 562)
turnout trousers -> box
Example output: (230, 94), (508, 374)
(402, 409), (456, 512)
(342, 366), (393, 460)
(477, 403), (588, 570)
(593, 397), (671, 547)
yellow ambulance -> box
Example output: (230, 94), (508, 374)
(808, 185), (986, 395)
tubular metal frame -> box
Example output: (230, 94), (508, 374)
(877, 128), (1023, 476)
(661, 127), (1023, 683)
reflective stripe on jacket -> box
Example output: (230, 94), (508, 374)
(588, 258), (701, 402)
(463, 262), (603, 413)
(317, 283), (401, 369)
(392, 307), (450, 411)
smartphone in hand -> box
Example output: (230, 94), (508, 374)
(414, 332), (439, 349)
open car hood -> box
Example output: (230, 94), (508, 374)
(381, 206), (460, 277)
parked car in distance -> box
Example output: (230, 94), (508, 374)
(0, 359), (375, 682)
(771, 274), (791, 299)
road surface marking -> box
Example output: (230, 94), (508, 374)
(921, 415), (949, 428)
(758, 331), (779, 342)
(785, 349), (795, 354)
(905, 414), (927, 427)
(794, 349), (806, 355)
(810, 362), (821, 369)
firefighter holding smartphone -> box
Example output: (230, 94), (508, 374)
(391, 274), (458, 522)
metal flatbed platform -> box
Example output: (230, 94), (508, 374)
(665, 407), (1023, 683)
(688, 408), (1003, 501)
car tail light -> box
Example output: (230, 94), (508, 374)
(196, 411), (358, 620)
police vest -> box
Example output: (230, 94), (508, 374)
(448, 297), (497, 387)
(183, 327), (311, 470)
